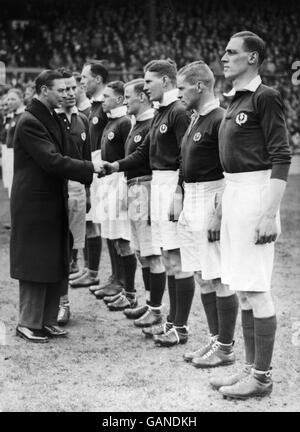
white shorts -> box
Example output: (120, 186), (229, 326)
(221, 170), (281, 292)
(1, 145), (14, 197)
(86, 150), (101, 222)
(128, 178), (161, 257)
(93, 171), (130, 241)
(151, 170), (180, 251)
(68, 181), (86, 249)
(178, 179), (224, 279)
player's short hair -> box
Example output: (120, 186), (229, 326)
(7, 88), (24, 99)
(124, 78), (149, 99)
(231, 31), (266, 65)
(35, 69), (63, 94)
(56, 68), (73, 79)
(106, 81), (125, 97)
(144, 59), (177, 85)
(84, 60), (109, 84)
(177, 61), (215, 90)
(73, 71), (81, 83)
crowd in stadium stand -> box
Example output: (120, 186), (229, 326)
(0, 0), (300, 151)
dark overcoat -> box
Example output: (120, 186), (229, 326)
(10, 99), (94, 283)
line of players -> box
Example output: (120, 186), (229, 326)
(56, 31), (291, 401)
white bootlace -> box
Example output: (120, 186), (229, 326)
(201, 341), (220, 360)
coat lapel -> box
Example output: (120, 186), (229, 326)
(26, 99), (66, 154)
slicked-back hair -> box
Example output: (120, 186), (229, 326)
(124, 78), (149, 99)
(231, 31), (266, 65)
(178, 61), (215, 90)
(106, 80), (125, 97)
(84, 60), (109, 84)
(144, 59), (177, 85)
(56, 68), (73, 79)
(35, 69), (63, 95)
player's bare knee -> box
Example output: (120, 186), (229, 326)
(116, 239), (133, 257)
(148, 255), (164, 273)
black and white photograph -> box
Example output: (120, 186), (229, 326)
(0, 0), (299, 415)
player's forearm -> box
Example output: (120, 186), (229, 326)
(264, 178), (287, 217)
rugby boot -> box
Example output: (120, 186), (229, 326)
(103, 291), (123, 305)
(219, 369), (273, 400)
(70, 269), (99, 288)
(183, 335), (218, 363)
(192, 340), (235, 368)
(143, 321), (173, 338)
(124, 304), (149, 320)
(154, 325), (189, 347)
(57, 301), (71, 326)
(209, 364), (252, 390)
(108, 293), (138, 311)
(89, 274), (116, 294)
(69, 267), (88, 281)
(93, 283), (123, 299)
(134, 306), (162, 328)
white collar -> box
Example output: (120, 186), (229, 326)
(55, 106), (79, 115)
(136, 108), (155, 122)
(108, 105), (127, 119)
(224, 75), (262, 97)
(15, 105), (26, 115)
(159, 88), (178, 107)
(78, 98), (91, 111)
(197, 98), (220, 116)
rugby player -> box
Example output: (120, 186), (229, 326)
(102, 60), (191, 345)
(122, 78), (165, 318)
(91, 81), (135, 310)
(56, 69), (91, 325)
(210, 31), (291, 399)
(174, 61), (239, 365)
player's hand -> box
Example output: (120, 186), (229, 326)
(254, 214), (278, 244)
(86, 195), (91, 213)
(169, 185), (183, 222)
(98, 161), (119, 178)
(92, 161), (105, 175)
(207, 213), (221, 242)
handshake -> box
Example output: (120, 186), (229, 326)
(92, 161), (120, 178)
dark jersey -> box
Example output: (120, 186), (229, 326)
(219, 84), (291, 180)
(58, 111), (91, 162)
(88, 100), (108, 152)
(181, 107), (225, 184)
(118, 100), (189, 172)
(124, 118), (152, 180)
(101, 115), (131, 163)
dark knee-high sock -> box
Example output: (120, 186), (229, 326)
(115, 250), (125, 285)
(167, 275), (176, 322)
(72, 249), (78, 262)
(83, 236), (88, 268)
(242, 309), (255, 365)
(216, 294), (239, 344)
(142, 267), (151, 292)
(107, 239), (117, 279)
(254, 316), (277, 372)
(201, 292), (219, 337)
(149, 272), (166, 307)
(87, 236), (101, 272)
(121, 254), (137, 294)
(174, 276), (195, 327)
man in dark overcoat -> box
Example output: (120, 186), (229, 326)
(10, 69), (103, 343)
